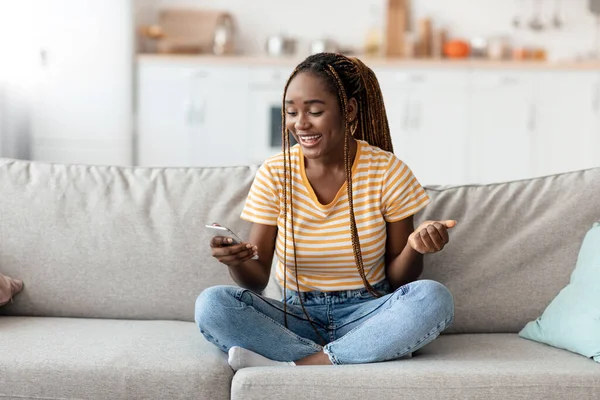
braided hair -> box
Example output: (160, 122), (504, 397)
(280, 53), (394, 342)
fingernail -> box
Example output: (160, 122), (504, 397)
(227, 238), (233, 244)
(246, 244), (252, 248)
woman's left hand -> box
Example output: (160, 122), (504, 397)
(408, 220), (457, 254)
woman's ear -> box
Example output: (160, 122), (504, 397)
(347, 97), (358, 123)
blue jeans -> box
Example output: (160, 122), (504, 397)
(194, 279), (454, 365)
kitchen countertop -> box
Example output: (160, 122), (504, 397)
(137, 53), (600, 70)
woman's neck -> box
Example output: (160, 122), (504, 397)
(306, 138), (358, 172)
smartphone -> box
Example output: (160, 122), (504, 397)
(205, 224), (258, 260)
(205, 224), (243, 244)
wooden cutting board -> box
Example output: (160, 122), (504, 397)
(385, 0), (408, 57)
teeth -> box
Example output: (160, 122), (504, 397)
(300, 135), (320, 140)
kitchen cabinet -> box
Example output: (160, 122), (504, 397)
(468, 71), (537, 184)
(533, 71), (600, 176)
(379, 70), (470, 186)
(31, 0), (133, 165)
(136, 63), (249, 167)
(246, 67), (293, 165)
(377, 70), (411, 155)
(136, 65), (194, 166)
(187, 67), (250, 167)
(135, 57), (600, 187)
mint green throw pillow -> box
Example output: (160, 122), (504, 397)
(519, 222), (600, 362)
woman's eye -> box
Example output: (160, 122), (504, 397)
(309, 111), (324, 116)
(286, 110), (297, 116)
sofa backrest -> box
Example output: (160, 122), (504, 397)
(1, 157), (599, 333)
(0, 158), (255, 321)
(417, 168), (600, 333)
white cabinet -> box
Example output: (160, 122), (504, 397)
(136, 61), (249, 167)
(136, 65), (194, 166)
(406, 72), (470, 186)
(534, 71), (600, 176)
(247, 67), (292, 165)
(188, 68), (250, 167)
(31, 0), (133, 165)
(380, 70), (470, 186)
(377, 71), (411, 154)
(468, 71), (537, 184)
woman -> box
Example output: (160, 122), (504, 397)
(195, 53), (456, 370)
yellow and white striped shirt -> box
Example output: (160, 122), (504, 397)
(241, 140), (430, 292)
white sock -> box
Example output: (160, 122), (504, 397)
(227, 346), (296, 371)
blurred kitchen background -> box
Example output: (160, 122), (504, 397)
(0, 0), (599, 186)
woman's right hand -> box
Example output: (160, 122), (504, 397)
(210, 236), (258, 268)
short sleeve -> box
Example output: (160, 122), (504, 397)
(240, 163), (280, 226)
(381, 156), (430, 222)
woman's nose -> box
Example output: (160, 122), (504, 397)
(295, 113), (310, 130)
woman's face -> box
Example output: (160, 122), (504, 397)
(284, 72), (355, 161)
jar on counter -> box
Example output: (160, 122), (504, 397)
(512, 47), (531, 61)
(487, 37), (511, 60)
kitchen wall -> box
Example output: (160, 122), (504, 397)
(152, 0), (599, 61)
(0, 1), (37, 159)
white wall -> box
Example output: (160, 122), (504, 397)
(0, 1), (38, 159)
(0, 0), (134, 163)
(154, 0), (599, 61)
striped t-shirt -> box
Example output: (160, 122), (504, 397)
(240, 139), (430, 292)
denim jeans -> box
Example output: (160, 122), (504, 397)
(194, 279), (454, 365)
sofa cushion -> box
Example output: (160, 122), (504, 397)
(417, 167), (600, 333)
(519, 222), (600, 362)
(231, 333), (600, 400)
(0, 316), (232, 400)
(0, 158), (255, 320)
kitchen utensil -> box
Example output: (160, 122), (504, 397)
(552, 0), (563, 28)
(470, 37), (488, 58)
(443, 40), (470, 59)
(416, 18), (432, 58)
(529, 0), (544, 31)
(265, 35), (297, 56)
(142, 9), (235, 54)
(512, 47), (531, 60)
(512, 0), (526, 28)
(365, 4), (383, 57)
(213, 13), (236, 55)
(310, 39), (339, 55)
(487, 37), (511, 60)
(431, 29), (447, 59)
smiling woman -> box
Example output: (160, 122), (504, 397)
(195, 52), (458, 370)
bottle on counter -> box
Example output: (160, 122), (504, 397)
(416, 18), (432, 58)
(364, 5), (383, 57)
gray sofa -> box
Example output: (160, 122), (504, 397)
(1, 157), (599, 400)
